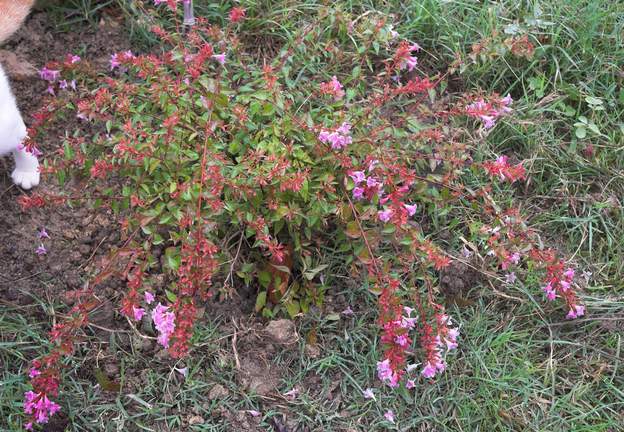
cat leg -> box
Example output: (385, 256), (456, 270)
(12, 146), (39, 189)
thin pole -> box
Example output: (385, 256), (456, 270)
(183, 0), (195, 27)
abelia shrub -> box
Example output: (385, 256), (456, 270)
(19, 3), (585, 428)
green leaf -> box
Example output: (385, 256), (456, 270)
(575, 127), (587, 139)
(255, 291), (267, 312)
(303, 264), (328, 281)
(258, 270), (271, 289)
(165, 289), (177, 303)
(94, 368), (120, 392)
(285, 301), (300, 318)
(164, 247), (180, 271)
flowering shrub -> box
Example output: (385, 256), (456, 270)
(19, 2), (585, 428)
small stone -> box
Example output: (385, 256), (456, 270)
(304, 343), (320, 358)
(208, 384), (228, 400)
(140, 338), (153, 352)
(188, 415), (204, 425)
(264, 319), (296, 345)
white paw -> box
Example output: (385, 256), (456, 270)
(11, 168), (40, 190)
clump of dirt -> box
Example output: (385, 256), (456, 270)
(439, 260), (481, 298)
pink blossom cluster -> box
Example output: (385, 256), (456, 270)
(378, 202), (416, 223)
(23, 391), (60, 430)
(39, 57), (79, 96)
(501, 251), (521, 270)
(376, 185), (418, 224)
(483, 155), (526, 183)
(396, 42), (421, 72)
(127, 291), (176, 348)
(39, 67), (60, 82)
(110, 50), (136, 71)
(543, 267), (585, 320)
(420, 313), (460, 379)
(35, 228), (50, 256)
(566, 303), (586, 319)
(212, 53), (226, 65)
(377, 306), (459, 385)
(152, 302), (177, 348)
(465, 94), (513, 129)
(349, 166), (383, 201)
(318, 122), (352, 150)
(531, 250), (586, 320)
(320, 76), (345, 100)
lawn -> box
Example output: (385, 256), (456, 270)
(1, 1), (623, 431)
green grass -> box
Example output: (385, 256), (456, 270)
(3, 0), (623, 430)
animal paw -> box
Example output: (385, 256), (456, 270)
(11, 168), (40, 190)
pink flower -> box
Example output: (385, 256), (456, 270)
(151, 303), (176, 348)
(24, 391), (61, 425)
(144, 291), (155, 305)
(110, 53), (121, 70)
(39, 67), (60, 82)
(366, 177), (380, 188)
(352, 187), (365, 200)
(175, 367), (188, 377)
(384, 410), (395, 423)
(212, 53), (226, 65)
(566, 304), (585, 319)
(542, 283), (556, 301)
(394, 334), (410, 348)
(337, 122), (351, 135)
(320, 75), (345, 100)
(68, 54), (81, 64)
(25, 422), (33, 431)
(404, 203), (417, 216)
(362, 388), (375, 400)
(38, 228), (50, 239)
(246, 410), (261, 417)
(349, 171), (366, 184)
(36, 244), (47, 255)
(406, 379), (416, 389)
(28, 368), (41, 378)
(505, 272), (517, 284)
(445, 338), (458, 350)
(318, 122), (352, 150)
(466, 95), (513, 129)
(564, 268), (575, 280)
(377, 359), (399, 387)
(421, 362), (436, 379)
(132, 306), (145, 321)
(401, 316), (417, 329)
(378, 209), (393, 222)
(560, 280), (571, 291)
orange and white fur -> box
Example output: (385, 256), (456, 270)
(0, 0), (39, 189)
